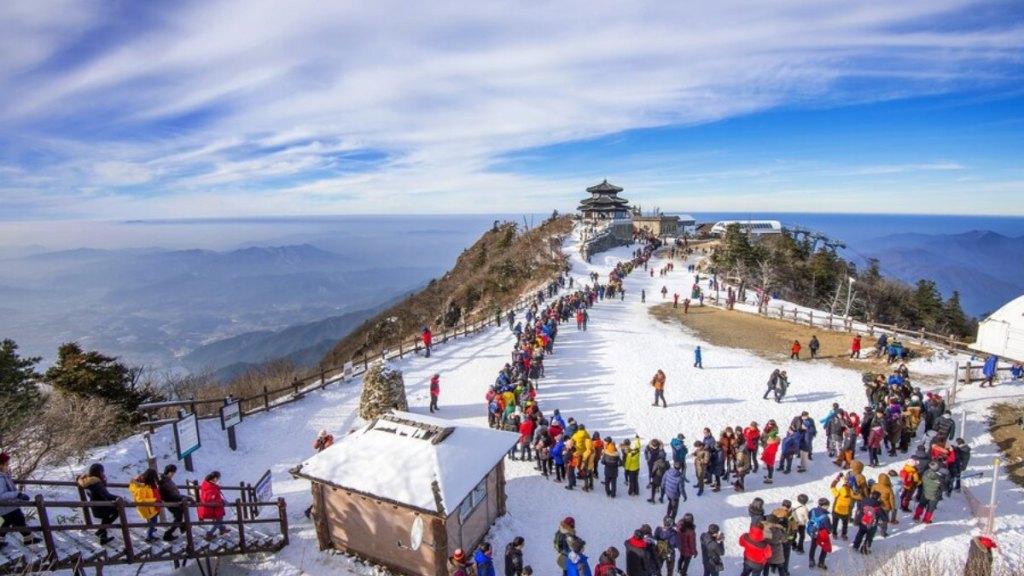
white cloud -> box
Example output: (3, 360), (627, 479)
(0, 0), (1021, 218)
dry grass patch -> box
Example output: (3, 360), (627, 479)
(989, 401), (1024, 489)
(649, 303), (933, 375)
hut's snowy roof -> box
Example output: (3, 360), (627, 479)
(972, 294), (1024, 361)
(295, 411), (519, 515)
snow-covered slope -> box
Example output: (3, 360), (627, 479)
(54, 228), (1023, 575)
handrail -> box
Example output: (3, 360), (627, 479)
(0, 495), (288, 574)
(134, 272), (567, 433)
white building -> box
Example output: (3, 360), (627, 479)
(709, 220), (783, 236)
(972, 294), (1024, 362)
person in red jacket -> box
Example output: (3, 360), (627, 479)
(738, 522), (772, 576)
(850, 334), (862, 359)
(429, 373), (441, 413)
(421, 327), (433, 358)
(518, 417), (536, 461)
(760, 432), (780, 484)
(743, 422), (761, 473)
(199, 470), (228, 541)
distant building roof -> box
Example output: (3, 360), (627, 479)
(709, 220), (783, 235)
(295, 411), (518, 515)
(586, 179), (624, 193)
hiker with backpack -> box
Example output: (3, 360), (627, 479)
(653, 517), (678, 576)
(852, 491), (883, 554)
(807, 498), (833, 570)
(554, 517), (579, 576)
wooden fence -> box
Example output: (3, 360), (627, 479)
(751, 303), (973, 355)
(137, 282), (559, 432)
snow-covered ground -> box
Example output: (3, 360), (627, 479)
(54, 228), (1024, 575)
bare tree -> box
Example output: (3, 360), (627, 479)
(754, 258), (776, 314)
(3, 392), (122, 480)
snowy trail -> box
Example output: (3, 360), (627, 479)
(71, 228), (1023, 575)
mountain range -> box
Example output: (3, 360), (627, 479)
(859, 230), (1024, 317)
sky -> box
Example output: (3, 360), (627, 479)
(1, 0), (1022, 220)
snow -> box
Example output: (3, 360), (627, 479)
(40, 224), (1024, 575)
(296, 411), (519, 515)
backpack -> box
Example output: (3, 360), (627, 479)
(656, 539), (671, 561)
(553, 531), (568, 554)
(807, 509), (826, 536)
(860, 504), (879, 529)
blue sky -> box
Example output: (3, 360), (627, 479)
(0, 0), (1022, 220)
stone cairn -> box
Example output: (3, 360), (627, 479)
(359, 361), (408, 421)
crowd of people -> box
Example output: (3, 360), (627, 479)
(450, 238), (983, 576)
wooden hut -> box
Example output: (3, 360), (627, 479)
(290, 411), (519, 576)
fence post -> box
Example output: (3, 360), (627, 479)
(33, 495), (55, 558)
(320, 369), (326, 387)
(183, 500), (196, 556)
(235, 499), (248, 553)
(966, 361), (973, 385)
(809, 310), (814, 327)
(868, 323), (874, 336)
(987, 458), (1001, 535)
(263, 386), (270, 412)
(278, 497), (290, 547)
(117, 498), (134, 562)
(78, 483), (93, 526)
(399, 340), (403, 358)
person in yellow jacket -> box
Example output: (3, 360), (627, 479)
(623, 437), (642, 496)
(129, 468), (161, 542)
(829, 472), (860, 541)
(580, 433), (595, 492)
(898, 461), (921, 512)
(874, 472), (898, 536)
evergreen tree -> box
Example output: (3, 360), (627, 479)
(0, 339), (43, 444)
(912, 280), (944, 329)
(44, 342), (157, 423)
(941, 291), (975, 338)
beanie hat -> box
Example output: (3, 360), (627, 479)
(452, 549), (467, 563)
(563, 516), (575, 528)
(0, 452), (9, 466)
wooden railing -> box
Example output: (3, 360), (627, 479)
(0, 479), (288, 574)
(749, 303), (974, 354)
(137, 280), (563, 432)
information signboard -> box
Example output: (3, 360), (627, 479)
(220, 400), (242, 430)
(173, 413), (201, 460)
(252, 470), (273, 517)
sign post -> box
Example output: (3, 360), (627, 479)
(252, 470), (273, 518)
(220, 396), (242, 451)
(173, 409), (201, 473)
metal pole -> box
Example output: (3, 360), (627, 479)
(961, 410), (968, 440)
(987, 458), (1001, 535)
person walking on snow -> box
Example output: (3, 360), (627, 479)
(809, 335), (820, 359)
(693, 346), (702, 369)
(429, 373), (441, 413)
(790, 340), (801, 360)
(651, 370), (667, 407)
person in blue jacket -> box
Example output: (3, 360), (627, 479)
(780, 427), (800, 474)
(565, 538), (592, 576)
(474, 542), (496, 576)
(693, 346), (703, 369)
(981, 355), (998, 388)
(552, 437), (567, 483)
(661, 461), (687, 520)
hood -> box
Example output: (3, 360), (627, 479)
(771, 508), (789, 519)
(77, 475), (101, 489)
(627, 536), (647, 549)
(850, 460), (864, 474)
(560, 521), (576, 534)
(878, 474), (892, 488)
(604, 443), (619, 455)
(748, 526), (765, 541)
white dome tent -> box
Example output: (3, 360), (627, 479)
(972, 294), (1024, 362)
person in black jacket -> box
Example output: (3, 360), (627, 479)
(504, 536), (525, 576)
(158, 464), (192, 541)
(624, 529), (656, 576)
(76, 463), (118, 544)
(700, 524), (725, 576)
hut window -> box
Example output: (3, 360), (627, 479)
(457, 478), (488, 523)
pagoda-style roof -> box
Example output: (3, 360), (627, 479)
(586, 179), (624, 194)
